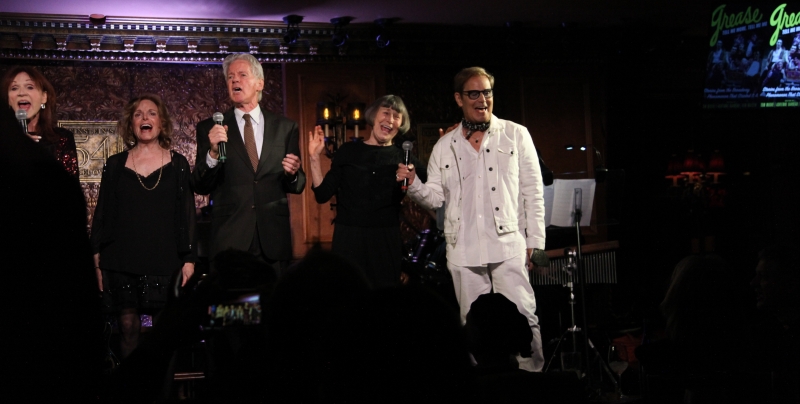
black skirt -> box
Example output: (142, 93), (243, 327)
(101, 269), (173, 314)
(331, 223), (402, 289)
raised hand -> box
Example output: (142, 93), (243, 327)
(308, 125), (325, 160)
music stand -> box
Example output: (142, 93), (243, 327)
(538, 182), (620, 393)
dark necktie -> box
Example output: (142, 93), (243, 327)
(243, 113), (258, 172)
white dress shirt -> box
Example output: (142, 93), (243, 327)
(206, 105), (265, 167)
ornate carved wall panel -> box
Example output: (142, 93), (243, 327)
(0, 13), (608, 66)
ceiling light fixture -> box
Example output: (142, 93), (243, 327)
(331, 17), (353, 48)
(374, 18), (399, 49)
(283, 15), (303, 45)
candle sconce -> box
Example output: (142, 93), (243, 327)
(346, 102), (366, 142)
(316, 98), (364, 158)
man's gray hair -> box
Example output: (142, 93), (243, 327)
(222, 53), (265, 101)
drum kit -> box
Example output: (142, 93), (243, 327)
(402, 228), (449, 286)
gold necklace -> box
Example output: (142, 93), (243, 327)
(130, 148), (164, 191)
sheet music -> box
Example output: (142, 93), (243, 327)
(548, 179), (596, 227)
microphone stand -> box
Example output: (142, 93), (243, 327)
(572, 194), (592, 385)
(571, 188), (618, 394)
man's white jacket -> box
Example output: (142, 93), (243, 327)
(407, 115), (546, 250)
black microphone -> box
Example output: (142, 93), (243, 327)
(401, 141), (413, 192)
(16, 109), (28, 135)
(212, 112), (226, 163)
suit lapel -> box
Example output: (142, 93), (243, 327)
(256, 111), (277, 174)
(224, 110), (250, 166)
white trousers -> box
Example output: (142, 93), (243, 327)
(448, 253), (545, 371)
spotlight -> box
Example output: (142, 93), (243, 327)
(89, 14), (106, 25)
(331, 17), (353, 48)
(283, 15), (303, 45)
(580, 145), (587, 151)
(376, 33), (390, 48)
(374, 18), (399, 49)
(565, 145), (574, 151)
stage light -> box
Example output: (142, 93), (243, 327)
(374, 18), (398, 49)
(565, 145), (574, 150)
(89, 14), (106, 25)
(331, 17), (353, 48)
(283, 15), (303, 45)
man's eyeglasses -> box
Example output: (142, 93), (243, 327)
(461, 89), (493, 100)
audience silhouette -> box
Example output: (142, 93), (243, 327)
(637, 254), (762, 403)
(0, 106), (102, 401)
(751, 244), (800, 403)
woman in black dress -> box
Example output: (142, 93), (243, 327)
(308, 95), (425, 288)
(2, 66), (78, 179)
(91, 94), (196, 358)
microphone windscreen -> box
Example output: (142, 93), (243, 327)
(402, 141), (413, 151)
(212, 112), (224, 124)
(16, 109), (27, 120)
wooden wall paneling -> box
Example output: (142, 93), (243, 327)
(522, 76), (590, 177)
(521, 73), (608, 242)
(284, 63), (385, 258)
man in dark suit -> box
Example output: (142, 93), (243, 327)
(192, 53), (305, 276)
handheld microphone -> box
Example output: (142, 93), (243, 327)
(212, 112), (226, 163)
(401, 141), (413, 192)
(16, 109), (28, 135)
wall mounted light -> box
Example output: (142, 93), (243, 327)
(346, 102), (366, 139)
(317, 97), (364, 158)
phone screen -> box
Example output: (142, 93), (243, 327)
(204, 292), (262, 329)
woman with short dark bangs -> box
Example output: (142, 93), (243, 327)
(308, 95), (426, 288)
